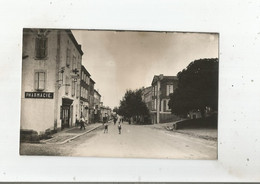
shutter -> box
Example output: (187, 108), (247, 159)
(71, 81), (75, 96)
(38, 72), (45, 90)
(65, 76), (69, 94)
(35, 37), (40, 58)
(43, 38), (47, 57)
(35, 72), (39, 90)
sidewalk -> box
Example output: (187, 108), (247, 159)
(41, 123), (103, 145)
(150, 121), (217, 141)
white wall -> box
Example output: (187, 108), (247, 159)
(21, 30), (58, 133)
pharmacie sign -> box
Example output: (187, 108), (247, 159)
(25, 92), (54, 99)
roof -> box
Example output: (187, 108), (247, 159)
(90, 77), (96, 84)
(65, 30), (84, 56)
(81, 65), (91, 76)
(142, 86), (152, 95)
(94, 89), (101, 97)
(151, 74), (177, 85)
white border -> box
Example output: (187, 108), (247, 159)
(1, 0), (260, 182)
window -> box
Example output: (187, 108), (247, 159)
(166, 99), (171, 111)
(166, 85), (174, 96)
(72, 56), (75, 70)
(66, 48), (71, 67)
(87, 77), (90, 84)
(58, 70), (63, 85)
(35, 71), (45, 91)
(160, 100), (163, 112)
(86, 89), (88, 99)
(35, 36), (48, 59)
(162, 100), (166, 112)
(65, 76), (69, 95)
(76, 83), (80, 98)
(71, 80), (75, 96)
(81, 87), (83, 98)
(153, 85), (157, 96)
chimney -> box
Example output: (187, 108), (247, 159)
(159, 74), (164, 80)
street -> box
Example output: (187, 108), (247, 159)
(20, 121), (217, 159)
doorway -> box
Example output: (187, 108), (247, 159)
(61, 106), (70, 129)
(61, 98), (73, 130)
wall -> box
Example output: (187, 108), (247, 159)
(21, 30), (58, 133)
(55, 30), (82, 128)
(21, 30), (82, 133)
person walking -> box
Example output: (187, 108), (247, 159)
(80, 116), (86, 130)
(103, 113), (108, 125)
(113, 116), (117, 125)
(104, 122), (108, 133)
(75, 115), (79, 127)
(118, 122), (122, 134)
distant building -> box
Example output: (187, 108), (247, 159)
(80, 65), (91, 123)
(188, 110), (202, 119)
(94, 89), (102, 122)
(141, 86), (153, 123)
(151, 74), (179, 124)
(21, 29), (83, 135)
(100, 105), (112, 121)
(89, 78), (95, 123)
(142, 86), (153, 111)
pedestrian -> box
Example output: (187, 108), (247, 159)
(104, 122), (108, 133)
(102, 116), (105, 125)
(75, 115), (79, 127)
(80, 116), (86, 130)
(113, 116), (117, 125)
(118, 123), (122, 134)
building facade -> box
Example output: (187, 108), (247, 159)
(94, 89), (102, 122)
(80, 65), (91, 123)
(142, 86), (153, 111)
(21, 29), (83, 135)
(100, 105), (112, 122)
(151, 74), (179, 124)
(88, 78), (95, 123)
(141, 86), (153, 123)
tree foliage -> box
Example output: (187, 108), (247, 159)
(113, 107), (119, 113)
(169, 58), (218, 117)
(118, 88), (150, 124)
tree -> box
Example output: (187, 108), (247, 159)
(113, 107), (119, 114)
(169, 58), (218, 117)
(118, 88), (151, 124)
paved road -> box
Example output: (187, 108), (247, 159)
(20, 122), (217, 159)
(71, 122), (217, 159)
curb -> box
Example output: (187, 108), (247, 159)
(43, 124), (103, 145)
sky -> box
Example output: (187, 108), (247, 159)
(72, 30), (219, 109)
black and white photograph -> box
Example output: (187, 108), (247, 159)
(1, 0), (260, 182)
(20, 29), (219, 159)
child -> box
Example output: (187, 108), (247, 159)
(118, 123), (122, 134)
(104, 123), (108, 133)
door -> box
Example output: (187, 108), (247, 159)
(61, 106), (70, 129)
